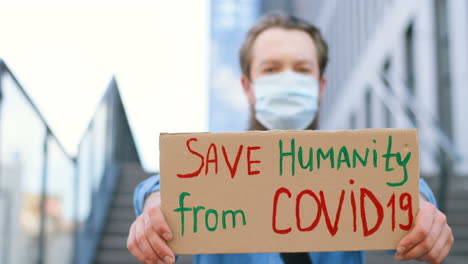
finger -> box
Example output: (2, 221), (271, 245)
(147, 206), (173, 241)
(396, 202), (436, 255)
(144, 213), (175, 263)
(417, 224), (451, 263)
(436, 232), (454, 263)
(397, 210), (445, 260)
(127, 222), (148, 263)
(135, 216), (160, 262)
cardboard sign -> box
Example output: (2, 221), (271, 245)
(160, 129), (419, 254)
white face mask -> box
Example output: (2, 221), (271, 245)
(253, 70), (319, 130)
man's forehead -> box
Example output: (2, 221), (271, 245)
(259, 59), (315, 65)
(252, 28), (318, 63)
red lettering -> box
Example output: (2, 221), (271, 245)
(272, 187), (292, 234)
(320, 190), (345, 236)
(177, 138), (204, 178)
(205, 143), (218, 175)
(270, 187), (412, 237)
(360, 188), (384, 237)
(387, 194), (396, 231)
(222, 145), (244, 178)
(247, 146), (261, 175)
(399, 193), (413, 231)
(296, 190), (322, 232)
(350, 190), (357, 232)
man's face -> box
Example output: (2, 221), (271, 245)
(242, 27), (326, 107)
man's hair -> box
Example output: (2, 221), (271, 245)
(239, 12), (329, 79)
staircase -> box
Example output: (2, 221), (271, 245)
(445, 186), (468, 262)
(94, 162), (153, 264)
(93, 162), (193, 264)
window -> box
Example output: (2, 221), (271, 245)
(382, 58), (393, 128)
(365, 88), (372, 128)
(405, 23), (417, 127)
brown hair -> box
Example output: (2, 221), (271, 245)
(239, 12), (329, 79)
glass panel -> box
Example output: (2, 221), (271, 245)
(92, 103), (107, 191)
(44, 137), (75, 264)
(0, 72), (46, 264)
(77, 131), (92, 223)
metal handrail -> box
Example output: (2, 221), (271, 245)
(0, 59), (71, 158)
(379, 73), (461, 162)
(0, 58), (142, 264)
(369, 72), (460, 212)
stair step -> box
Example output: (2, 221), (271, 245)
(115, 186), (140, 195)
(113, 194), (134, 208)
(100, 235), (128, 250)
(447, 212), (468, 225)
(451, 226), (468, 240)
(117, 182), (146, 192)
(451, 239), (468, 254)
(366, 251), (466, 264)
(448, 191), (468, 200)
(108, 208), (135, 221)
(95, 249), (140, 264)
(105, 220), (134, 236)
(94, 162), (156, 264)
(446, 199), (468, 212)
(120, 169), (153, 177)
(119, 173), (151, 181)
(365, 251), (420, 264)
(177, 255), (193, 264)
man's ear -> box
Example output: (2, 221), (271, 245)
(318, 76), (327, 104)
(241, 74), (255, 105)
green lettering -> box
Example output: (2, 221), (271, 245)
(382, 136), (412, 187)
(298, 146), (313, 172)
(352, 148), (369, 168)
(383, 136), (396, 172)
(317, 147), (335, 169)
(337, 146), (351, 170)
(192, 206), (205, 233)
(222, 210), (247, 229)
(373, 149), (378, 168)
(279, 139), (295, 176)
(372, 139), (378, 168)
(173, 192), (192, 236)
(205, 209), (219, 232)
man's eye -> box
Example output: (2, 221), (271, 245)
(298, 68), (311, 73)
(263, 67), (276, 73)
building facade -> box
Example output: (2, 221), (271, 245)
(262, 0), (468, 180)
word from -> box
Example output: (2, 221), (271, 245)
(174, 192), (247, 235)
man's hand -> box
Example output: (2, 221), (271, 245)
(395, 196), (454, 263)
(127, 191), (175, 264)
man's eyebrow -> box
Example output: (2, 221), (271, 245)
(295, 59), (315, 65)
(259, 59), (280, 66)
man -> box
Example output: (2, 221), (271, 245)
(127, 13), (453, 264)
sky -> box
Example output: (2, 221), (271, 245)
(0, 0), (209, 172)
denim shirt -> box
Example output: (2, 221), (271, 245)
(134, 175), (437, 264)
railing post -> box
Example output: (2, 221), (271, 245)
(72, 157), (79, 264)
(434, 0), (453, 212)
(437, 150), (452, 213)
